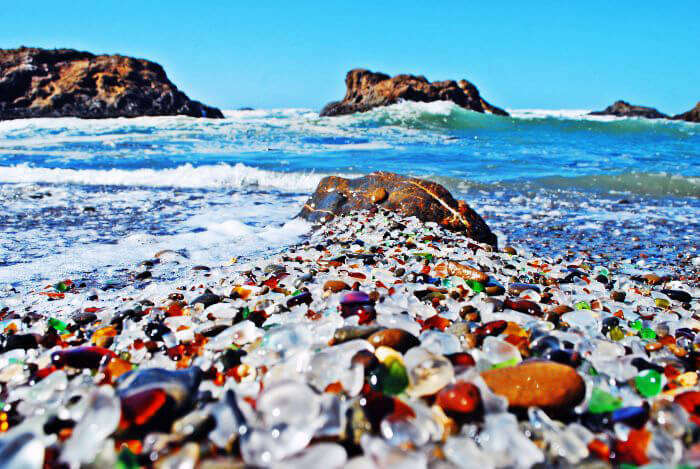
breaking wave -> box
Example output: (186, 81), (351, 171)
(0, 163), (328, 192)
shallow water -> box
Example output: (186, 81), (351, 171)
(0, 103), (698, 295)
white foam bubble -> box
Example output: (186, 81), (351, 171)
(0, 163), (325, 192)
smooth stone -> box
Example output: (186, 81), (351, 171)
(370, 187), (388, 204)
(508, 283), (541, 295)
(446, 261), (489, 283)
(610, 291), (626, 302)
(324, 280), (350, 293)
(481, 361), (585, 416)
(331, 326), (383, 345)
(661, 289), (692, 303)
(436, 380), (482, 416)
(368, 329), (419, 353)
(190, 292), (222, 309)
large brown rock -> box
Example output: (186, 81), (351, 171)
(297, 171), (497, 246)
(320, 68), (508, 117)
(0, 47), (223, 120)
(673, 102), (700, 123)
(589, 100), (668, 119)
(481, 361), (585, 416)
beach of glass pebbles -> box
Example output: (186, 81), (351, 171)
(0, 207), (699, 468)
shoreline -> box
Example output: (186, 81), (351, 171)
(0, 206), (698, 467)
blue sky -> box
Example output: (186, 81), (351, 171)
(1, 1), (698, 113)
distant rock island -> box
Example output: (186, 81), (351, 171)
(320, 68), (508, 117)
(673, 102), (700, 123)
(0, 47), (223, 120)
(589, 100), (668, 119)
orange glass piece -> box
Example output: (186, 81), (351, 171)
(120, 388), (168, 429)
(614, 428), (651, 466)
(91, 326), (118, 347)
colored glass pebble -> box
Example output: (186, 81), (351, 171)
(635, 369), (663, 397)
(48, 318), (68, 332)
(588, 388), (622, 414)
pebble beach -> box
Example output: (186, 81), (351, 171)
(0, 198), (699, 467)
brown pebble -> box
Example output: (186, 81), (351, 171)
(643, 273), (664, 285)
(368, 328), (420, 353)
(323, 280), (350, 293)
(370, 187), (388, 204)
(481, 361), (585, 416)
(447, 261), (489, 283)
(547, 304), (573, 315)
(503, 246), (517, 255)
(331, 325), (383, 345)
(611, 291), (626, 302)
(436, 381), (482, 416)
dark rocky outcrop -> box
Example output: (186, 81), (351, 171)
(673, 102), (700, 123)
(298, 172), (497, 246)
(320, 68), (508, 117)
(589, 100), (668, 119)
(0, 47), (223, 120)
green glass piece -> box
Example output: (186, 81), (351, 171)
(54, 281), (69, 292)
(115, 448), (139, 469)
(575, 301), (591, 310)
(466, 280), (485, 293)
(369, 360), (408, 396)
(491, 357), (520, 369)
(441, 278), (452, 287)
(48, 317), (68, 332)
(382, 359), (409, 396)
(635, 369), (663, 397)
(242, 307), (251, 319)
(609, 326), (625, 341)
(588, 387), (623, 414)
(291, 290), (302, 296)
(598, 267), (609, 277)
(630, 320), (643, 331)
(640, 328), (656, 340)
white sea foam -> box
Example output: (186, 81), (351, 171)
(0, 163), (327, 192)
(0, 204), (312, 288)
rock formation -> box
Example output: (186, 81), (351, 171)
(0, 47), (223, 120)
(589, 100), (668, 119)
(673, 102), (700, 123)
(320, 68), (508, 117)
(298, 171), (497, 246)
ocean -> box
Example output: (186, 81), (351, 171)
(1, 102), (698, 295)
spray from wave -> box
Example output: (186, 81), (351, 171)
(0, 163), (327, 192)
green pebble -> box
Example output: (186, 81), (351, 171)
(609, 326), (625, 341)
(635, 369), (663, 397)
(115, 448), (139, 469)
(466, 280), (484, 293)
(588, 387), (623, 414)
(654, 298), (670, 308)
(48, 317), (68, 332)
(640, 328), (656, 340)
(492, 357), (520, 369)
(630, 319), (643, 331)
(575, 301), (591, 310)
(369, 360), (408, 396)
(54, 281), (69, 292)
(383, 359), (409, 395)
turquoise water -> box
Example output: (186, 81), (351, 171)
(0, 102), (698, 293)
